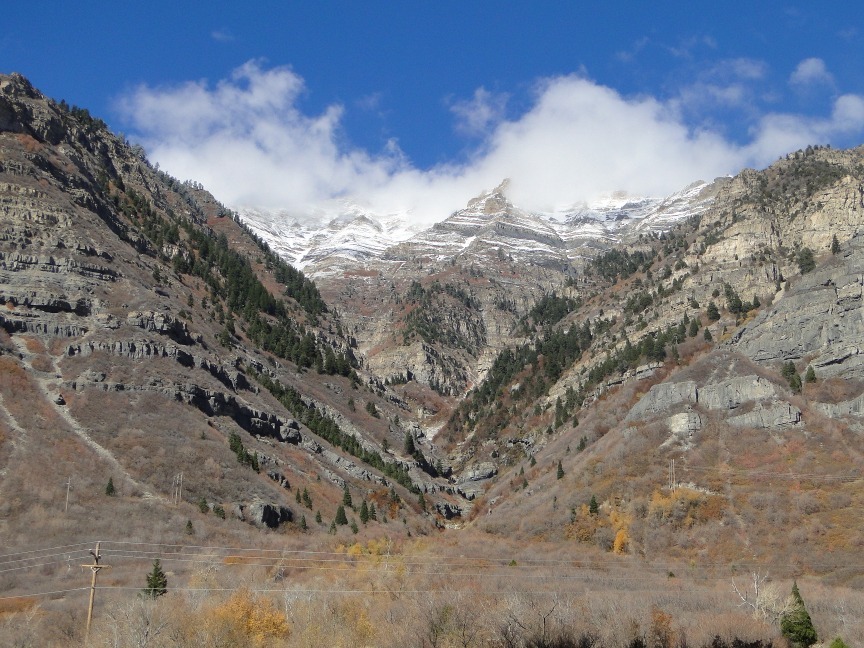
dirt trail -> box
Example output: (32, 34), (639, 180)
(11, 337), (164, 502)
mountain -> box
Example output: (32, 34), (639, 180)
(239, 179), (719, 277)
(3, 73), (864, 646)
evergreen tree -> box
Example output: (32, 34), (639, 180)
(335, 505), (348, 525)
(350, 519), (359, 534)
(315, 510), (322, 524)
(805, 366), (817, 383)
(404, 431), (416, 456)
(418, 492), (426, 512)
(703, 327), (713, 342)
(556, 461), (565, 480)
(369, 502), (377, 521)
(329, 520), (337, 534)
(688, 318), (700, 338)
(342, 483), (353, 508)
(105, 477), (116, 496)
(302, 487), (313, 509)
(797, 247), (816, 274)
(299, 515), (307, 531)
(589, 495), (599, 516)
(529, 455), (536, 467)
(185, 520), (194, 535)
(780, 581), (817, 648)
(831, 234), (841, 255)
(295, 489), (302, 505)
(198, 497), (209, 514)
(359, 500), (370, 524)
(706, 301), (720, 321)
(144, 559), (168, 598)
(829, 637), (850, 648)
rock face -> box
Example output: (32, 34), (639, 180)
(239, 500), (294, 529)
(627, 373), (798, 433)
(731, 238), (864, 381)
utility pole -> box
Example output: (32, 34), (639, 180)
(65, 477), (71, 513)
(81, 542), (110, 645)
(172, 473), (183, 505)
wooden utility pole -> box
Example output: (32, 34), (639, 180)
(81, 542), (110, 645)
(65, 477), (71, 513)
(172, 472), (184, 505)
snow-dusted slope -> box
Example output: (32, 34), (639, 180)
(238, 180), (717, 277)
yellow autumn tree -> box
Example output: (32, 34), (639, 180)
(212, 588), (290, 647)
(613, 528), (629, 554)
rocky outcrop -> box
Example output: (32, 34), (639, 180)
(731, 237), (864, 380)
(626, 381), (698, 420)
(727, 402), (801, 428)
(697, 376), (777, 410)
(816, 394), (864, 418)
(236, 500), (293, 529)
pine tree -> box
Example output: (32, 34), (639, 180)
(706, 301), (720, 321)
(299, 515), (307, 531)
(805, 366), (817, 383)
(359, 500), (370, 524)
(185, 520), (194, 535)
(350, 519), (359, 534)
(688, 318), (700, 337)
(335, 505), (348, 525)
(404, 431), (416, 456)
(144, 559), (167, 598)
(529, 455), (536, 467)
(328, 520), (337, 534)
(703, 327), (713, 342)
(556, 461), (564, 480)
(105, 477), (115, 496)
(780, 581), (817, 648)
(369, 502), (377, 521)
(589, 495), (599, 516)
(198, 497), (209, 514)
(418, 492), (426, 512)
(342, 483), (353, 508)
(302, 487), (313, 509)
(831, 234), (841, 255)
(315, 510), (322, 524)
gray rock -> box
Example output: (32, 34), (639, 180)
(434, 501), (462, 519)
(459, 461), (498, 483)
(246, 500), (293, 529)
(727, 402), (801, 428)
(698, 376), (777, 410)
(625, 381), (697, 421)
(816, 393), (864, 418)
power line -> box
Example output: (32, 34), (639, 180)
(0, 541), (93, 562)
(0, 587), (88, 602)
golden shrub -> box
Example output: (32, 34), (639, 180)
(212, 588), (290, 647)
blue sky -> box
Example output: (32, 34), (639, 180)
(4, 2), (864, 220)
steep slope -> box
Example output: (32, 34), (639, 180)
(444, 146), (864, 582)
(0, 73), (459, 554)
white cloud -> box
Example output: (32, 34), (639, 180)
(449, 87), (509, 136)
(790, 58), (835, 89)
(118, 61), (864, 225)
(211, 29), (235, 43)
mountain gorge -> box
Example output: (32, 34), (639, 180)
(2, 72), (864, 645)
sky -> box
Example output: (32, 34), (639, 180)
(4, 2), (864, 223)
